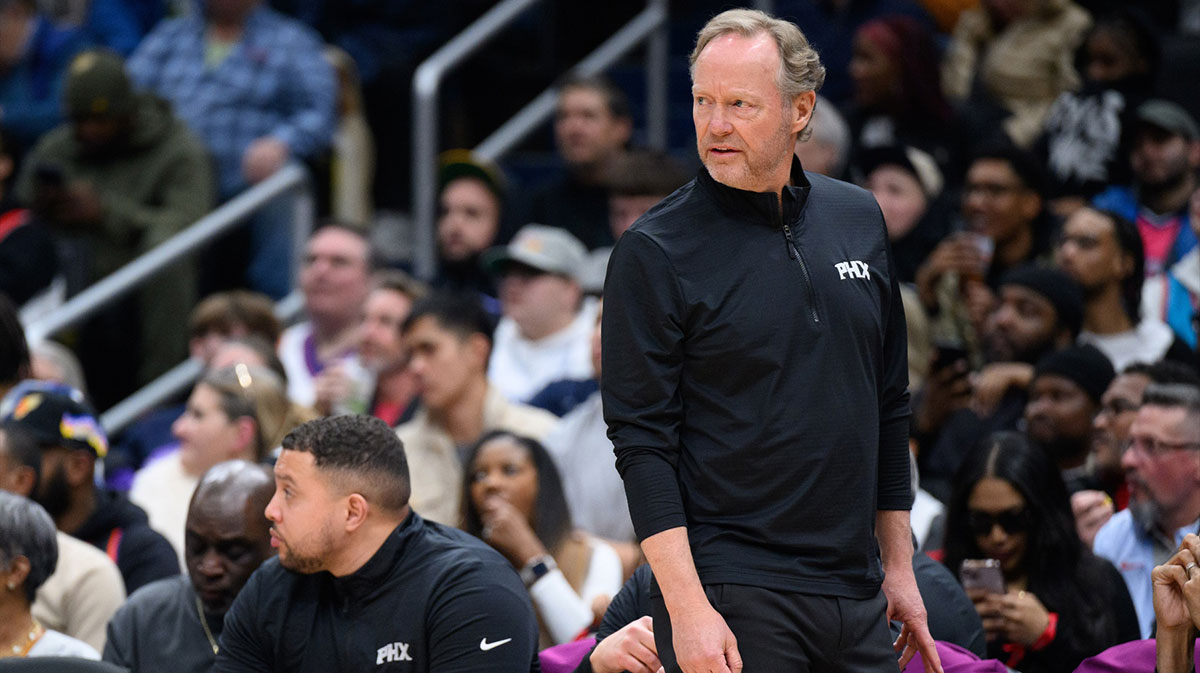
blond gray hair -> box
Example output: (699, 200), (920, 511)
(690, 9), (826, 139)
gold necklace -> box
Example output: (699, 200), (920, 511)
(2, 618), (43, 658)
(195, 596), (219, 655)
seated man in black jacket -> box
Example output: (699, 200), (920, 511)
(215, 415), (540, 673)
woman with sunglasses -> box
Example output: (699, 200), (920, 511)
(943, 431), (1139, 672)
(130, 364), (312, 565)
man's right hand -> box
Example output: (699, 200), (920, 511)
(590, 616), (661, 673)
(671, 601), (742, 673)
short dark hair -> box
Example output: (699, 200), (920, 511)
(308, 221), (379, 273)
(0, 294), (30, 387)
(559, 74), (631, 120)
(401, 291), (494, 344)
(1089, 208), (1144, 320)
(281, 416), (410, 512)
(189, 290), (281, 343)
(461, 430), (572, 552)
(970, 143), (1050, 200)
(1124, 360), (1200, 387)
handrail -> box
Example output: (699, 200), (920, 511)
(25, 163), (310, 345)
(100, 290), (305, 434)
(411, 0), (669, 280)
(475, 0), (668, 161)
(410, 0), (542, 281)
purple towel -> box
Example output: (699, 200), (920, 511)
(539, 637), (596, 673)
(1074, 638), (1200, 672)
(903, 641), (1009, 673)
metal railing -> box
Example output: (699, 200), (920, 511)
(411, 0), (669, 280)
(100, 291), (305, 434)
(22, 163), (315, 433)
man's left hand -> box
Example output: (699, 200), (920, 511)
(883, 569), (943, 673)
(242, 137), (289, 184)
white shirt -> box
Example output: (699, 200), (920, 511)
(542, 392), (635, 542)
(27, 629), (101, 659)
(488, 298), (598, 403)
(1079, 318), (1176, 372)
(129, 449), (197, 568)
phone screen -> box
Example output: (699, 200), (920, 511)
(959, 559), (1005, 595)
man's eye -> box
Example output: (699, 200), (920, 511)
(695, 97), (707, 105)
(733, 100), (745, 107)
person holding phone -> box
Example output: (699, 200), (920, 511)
(943, 432), (1139, 672)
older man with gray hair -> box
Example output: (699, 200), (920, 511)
(603, 8), (940, 673)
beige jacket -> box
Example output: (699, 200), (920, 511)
(942, 0), (1091, 146)
(398, 385), (558, 526)
(33, 532), (127, 652)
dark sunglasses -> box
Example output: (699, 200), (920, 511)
(967, 508), (1031, 536)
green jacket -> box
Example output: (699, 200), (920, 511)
(17, 94), (215, 386)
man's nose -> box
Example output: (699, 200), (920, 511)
(708, 106), (733, 136)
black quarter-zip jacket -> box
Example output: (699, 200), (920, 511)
(215, 512), (540, 672)
(601, 158), (912, 599)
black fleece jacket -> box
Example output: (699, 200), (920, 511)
(602, 158), (912, 599)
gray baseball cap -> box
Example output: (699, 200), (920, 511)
(482, 224), (588, 281)
(1136, 100), (1199, 140)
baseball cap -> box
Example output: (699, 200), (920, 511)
(856, 145), (944, 198)
(439, 149), (506, 201)
(0, 380), (108, 457)
(1135, 100), (1199, 141)
(64, 50), (135, 119)
(482, 224), (588, 281)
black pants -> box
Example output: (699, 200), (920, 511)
(652, 583), (896, 673)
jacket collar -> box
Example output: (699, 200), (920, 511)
(331, 510), (421, 604)
(696, 155), (812, 228)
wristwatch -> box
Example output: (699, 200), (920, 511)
(520, 554), (557, 587)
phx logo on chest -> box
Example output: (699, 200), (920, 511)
(834, 260), (871, 280)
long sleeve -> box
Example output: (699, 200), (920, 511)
(877, 225), (914, 511)
(601, 230), (688, 541)
(214, 571), (272, 673)
(268, 29), (336, 160)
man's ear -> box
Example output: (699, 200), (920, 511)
(344, 493), (369, 532)
(0, 155), (13, 184)
(792, 91), (816, 137)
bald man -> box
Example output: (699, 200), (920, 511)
(104, 461), (275, 672)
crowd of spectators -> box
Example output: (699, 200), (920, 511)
(1, 0), (1200, 671)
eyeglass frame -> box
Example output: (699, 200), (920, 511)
(1121, 434), (1200, 458)
(966, 507), (1033, 537)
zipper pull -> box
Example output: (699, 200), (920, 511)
(782, 224), (798, 260)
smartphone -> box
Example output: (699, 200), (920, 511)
(931, 343), (969, 372)
(959, 559), (1005, 595)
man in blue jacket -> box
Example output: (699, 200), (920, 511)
(602, 8), (940, 673)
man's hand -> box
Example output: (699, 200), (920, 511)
(312, 363), (352, 416)
(242, 137), (289, 184)
(969, 362), (1032, 418)
(914, 238), (986, 309)
(589, 616), (662, 673)
(914, 359), (971, 436)
(671, 601), (741, 673)
(1154, 535), (1200, 673)
(883, 568), (943, 673)
(1070, 490), (1114, 549)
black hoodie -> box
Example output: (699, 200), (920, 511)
(73, 488), (179, 594)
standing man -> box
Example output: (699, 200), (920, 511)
(602, 9), (940, 673)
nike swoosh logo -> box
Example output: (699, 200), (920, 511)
(479, 637), (512, 651)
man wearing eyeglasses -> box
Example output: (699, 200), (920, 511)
(1094, 382), (1200, 637)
